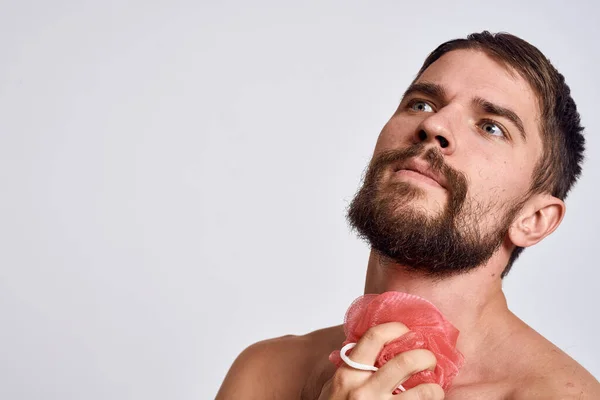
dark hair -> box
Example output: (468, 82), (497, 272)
(413, 31), (585, 277)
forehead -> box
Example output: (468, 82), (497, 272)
(416, 49), (541, 146)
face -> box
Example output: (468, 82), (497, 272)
(348, 49), (544, 277)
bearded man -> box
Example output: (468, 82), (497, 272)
(215, 31), (600, 399)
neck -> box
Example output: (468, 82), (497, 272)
(362, 249), (518, 365)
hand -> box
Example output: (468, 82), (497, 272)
(318, 322), (444, 399)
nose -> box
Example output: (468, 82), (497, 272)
(414, 114), (456, 155)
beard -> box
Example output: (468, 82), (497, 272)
(347, 143), (524, 278)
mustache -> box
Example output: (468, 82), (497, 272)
(366, 143), (468, 205)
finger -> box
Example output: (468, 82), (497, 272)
(392, 383), (445, 399)
(364, 348), (437, 394)
(334, 322), (411, 395)
(344, 322), (410, 369)
(316, 379), (333, 400)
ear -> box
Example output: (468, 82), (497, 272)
(508, 194), (565, 248)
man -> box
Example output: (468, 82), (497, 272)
(215, 31), (600, 399)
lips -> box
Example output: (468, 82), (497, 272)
(393, 160), (447, 189)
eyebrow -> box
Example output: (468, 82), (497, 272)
(472, 97), (526, 141)
(401, 81), (527, 141)
(401, 82), (447, 103)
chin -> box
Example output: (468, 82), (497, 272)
(396, 200), (445, 219)
(384, 188), (446, 214)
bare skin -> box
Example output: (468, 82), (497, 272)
(215, 252), (600, 399)
(215, 49), (600, 399)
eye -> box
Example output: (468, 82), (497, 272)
(480, 120), (506, 138)
(409, 100), (434, 113)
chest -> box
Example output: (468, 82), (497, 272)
(445, 383), (513, 400)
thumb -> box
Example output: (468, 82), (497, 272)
(317, 378), (333, 400)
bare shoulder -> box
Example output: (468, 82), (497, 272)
(215, 326), (343, 400)
(215, 333), (307, 400)
(508, 324), (600, 399)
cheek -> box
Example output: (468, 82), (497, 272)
(373, 116), (417, 154)
(496, 157), (533, 195)
(466, 159), (529, 206)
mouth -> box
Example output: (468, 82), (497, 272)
(392, 160), (446, 189)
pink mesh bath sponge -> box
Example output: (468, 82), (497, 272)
(329, 291), (465, 391)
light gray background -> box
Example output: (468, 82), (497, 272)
(1, 1), (598, 399)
